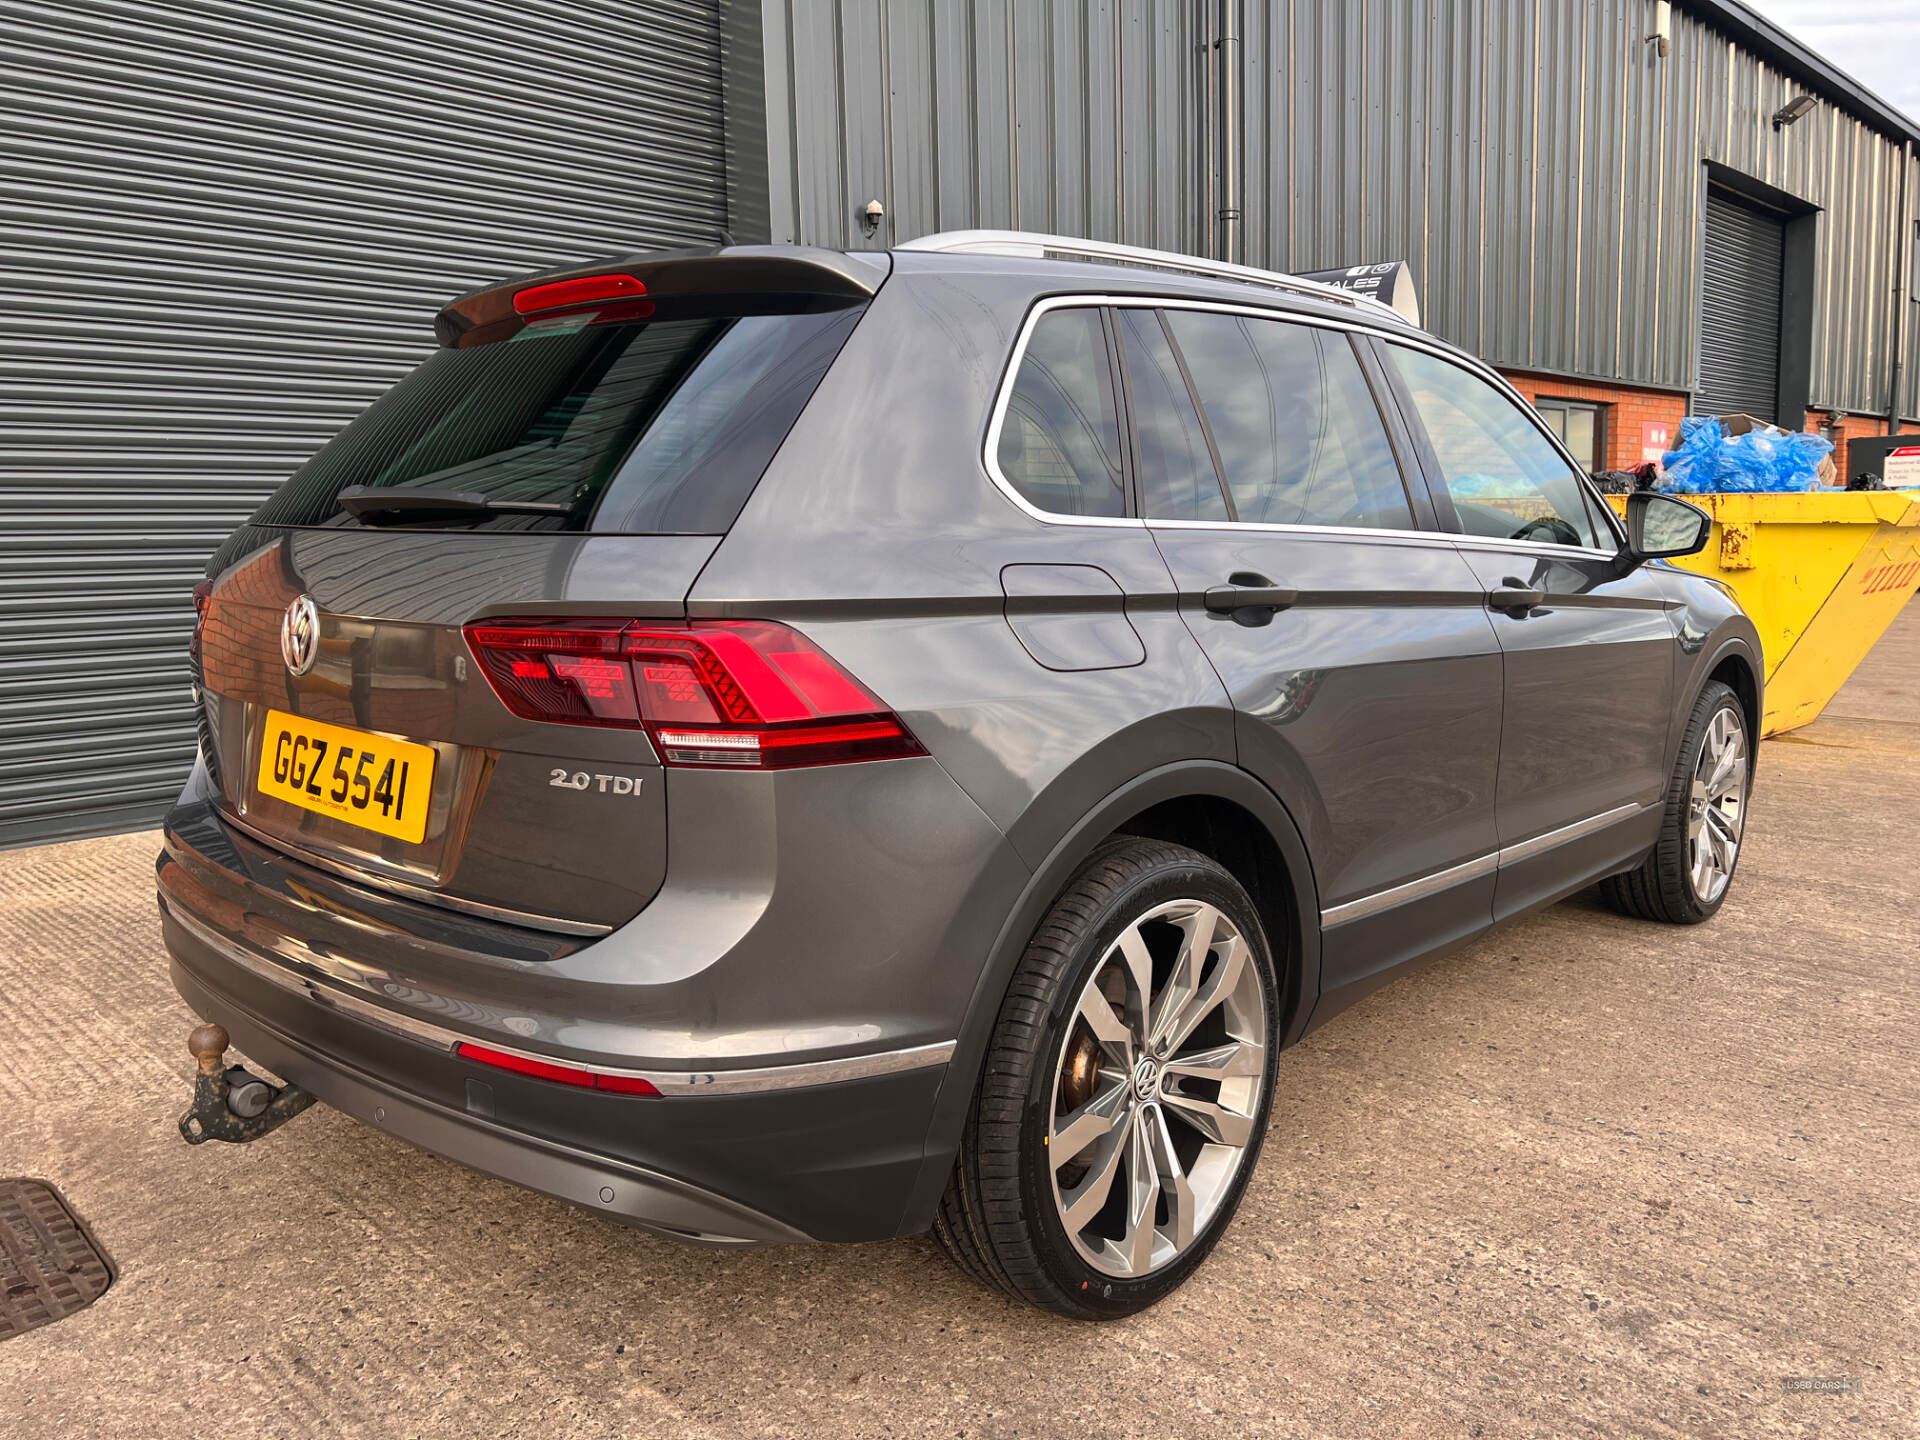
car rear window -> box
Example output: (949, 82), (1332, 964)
(248, 295), (866, 534)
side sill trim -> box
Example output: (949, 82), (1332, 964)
(159, 895), (955, 1095)
(1495, 802), (1647, 868)
(1319, 802), (1651, 929)
(1319, 852), (1498, 929)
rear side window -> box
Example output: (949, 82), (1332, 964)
(995, 308), (1127, 518)
(1162, 310), (1413, 529)
(1387, 344), (1600, 549)
(249, 298), (866, 534)
(1115, 308), (1228, 522)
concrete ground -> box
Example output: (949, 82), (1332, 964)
(3, 617), (1917, 1440)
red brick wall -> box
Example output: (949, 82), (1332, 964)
(1801, 411), (1920, 484)
(1497, 369), (1689, 472)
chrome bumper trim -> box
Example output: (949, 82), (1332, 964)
(159, 895), (954, 1095)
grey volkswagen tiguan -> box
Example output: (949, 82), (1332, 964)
(160, 232), (1760, 1318)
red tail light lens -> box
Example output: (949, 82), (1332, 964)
(463, 618), (925, 769)
(512, 273), (648, 315)
(189, 578), (213, 666)
(455, 1042), (660, 1096)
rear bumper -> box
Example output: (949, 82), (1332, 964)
(154, 764), (1024, 1242)
(169, 938), (810, 1244)
(163, 895), (950, 1242)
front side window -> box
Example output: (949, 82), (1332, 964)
(996, 308), (1127, 518)
(1162, 309), (1413, 529)
(1388, 345), (1599, 548)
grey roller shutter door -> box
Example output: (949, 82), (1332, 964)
(1697, 189), (1787, 424)
(0, 0), (728, 847)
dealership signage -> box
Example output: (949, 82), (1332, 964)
(1295, 262), (1420, 326)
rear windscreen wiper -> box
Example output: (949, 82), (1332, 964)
(336, 485), (574, 523)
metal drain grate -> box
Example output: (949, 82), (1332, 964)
(0, 1179), (114, 1340)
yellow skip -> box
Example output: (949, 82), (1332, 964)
(1610, 491), (1920, 735)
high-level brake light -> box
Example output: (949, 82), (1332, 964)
(462, 618), (925, 769)
(511, 273), (648, 315)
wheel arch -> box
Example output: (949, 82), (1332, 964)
(895, 759), (1321, 1236)
(1704, 640), (1762, 743)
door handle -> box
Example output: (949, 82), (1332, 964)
(1202, 572), (1300, 623)
(1487, 581), (1546, 613)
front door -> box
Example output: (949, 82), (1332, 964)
(1116, 302), (1507, 1006)
(1377, 340), (1676, 918)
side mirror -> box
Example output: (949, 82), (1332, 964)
(1623, 491), (1711, 562)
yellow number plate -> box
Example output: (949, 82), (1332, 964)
(256, 710), (437, 845)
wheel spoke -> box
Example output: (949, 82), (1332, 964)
(1145, 1104), (1196, 1254)
(1115, 926), (1156, 1046)
(1163, 1038), (1264, 1082)
(1060, 1109), (1133, 1233)
(1120, 1107), (1158, 1274)
(1146, 904), (1218, 1053)
(1074, 986), (1132, 1059)
(1157, 933), (1249, 1058)
(1050, 1080), (1130, 1169)
(1160, 1087), (1255, 1147)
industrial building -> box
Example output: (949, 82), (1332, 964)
(3, 0), (1916, 846)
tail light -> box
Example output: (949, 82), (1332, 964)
(189, 578), (213, 667)
(462, 618), (926, 769)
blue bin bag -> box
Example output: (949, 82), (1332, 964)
(1659, 416), (1832, 493)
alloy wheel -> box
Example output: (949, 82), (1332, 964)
(1688, 707), (1747, 904)
(1047, 899), (1268, 1278)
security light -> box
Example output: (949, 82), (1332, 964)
(1772, 94), (1818, 130)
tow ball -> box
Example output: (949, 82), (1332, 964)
(178, 1022), (316, 1145)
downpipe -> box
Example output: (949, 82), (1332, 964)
(178, 1021), (316, 1144)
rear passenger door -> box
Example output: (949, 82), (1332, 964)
(1375, 341), (1676, 918)
(1128, 303), (1506, 1006)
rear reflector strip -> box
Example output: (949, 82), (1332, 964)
(455, 1042), (660, 1096)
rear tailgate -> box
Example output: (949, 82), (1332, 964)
(190, 246), (882, 933)
(199, 530), (715, 931)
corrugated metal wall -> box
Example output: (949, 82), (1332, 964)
(1236, 0), (1918, 417)
(760, 0), (1918, 419)
(0, 0), (729, 847)
(757, 0), (1204, 258)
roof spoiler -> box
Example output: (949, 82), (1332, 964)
(434, 246), (890, 346)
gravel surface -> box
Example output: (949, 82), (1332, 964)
(3, 614), (1915, 1439)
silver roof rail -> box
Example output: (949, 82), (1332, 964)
(896, 229), (1414, 327)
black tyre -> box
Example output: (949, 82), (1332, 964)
(1600, 680), (1751, 925)
(933, 837), (1281, 1319)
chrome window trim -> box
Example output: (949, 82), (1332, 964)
(162, 895), (957, 1095)
(1319, 802), (1654, 929)
(224, 810), (613, 938)
(982, 295), (1614, 548)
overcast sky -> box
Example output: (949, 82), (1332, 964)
(1742, 0), (1920, 125)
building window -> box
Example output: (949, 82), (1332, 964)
(1534, 398), (1606, 472)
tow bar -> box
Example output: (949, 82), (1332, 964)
(178, 1022), (316, 1145)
